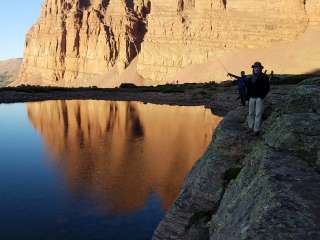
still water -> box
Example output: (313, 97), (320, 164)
(0, 100), (221, 240)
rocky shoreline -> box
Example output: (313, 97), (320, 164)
(153, 77), (320, 239)
(0, 87), (234, 117)
(0, 84), (294, 117)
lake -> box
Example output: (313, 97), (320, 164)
(0, 100), (221, 240)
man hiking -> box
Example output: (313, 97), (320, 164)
(246, 62), (271, 136)
(228, 71), (248, 106)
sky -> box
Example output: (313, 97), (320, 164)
(0, 0), (44, 60)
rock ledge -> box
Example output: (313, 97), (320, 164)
(153, 77), (320, 240)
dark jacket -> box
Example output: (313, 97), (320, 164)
(228, 73), (247, 90)
(246, 73), (270, 99)
(237, 76), (248, 90)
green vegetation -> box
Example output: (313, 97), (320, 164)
(1, 73), (317, 93)
(119, 83), (138, 88)
(122, 81), (222, 94)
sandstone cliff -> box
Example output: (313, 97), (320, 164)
(137, 0), (313, 83)
(16, 0), (150, 87)
(15, 0), (320, 87)
(153, 77), (320, 239)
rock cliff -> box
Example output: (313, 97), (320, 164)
(16, 0), (150, 87)
(137, 0), (311, 83)
(15, 0), (320, 86)
(0, 58), (22, 87)
(153, 77), (320, 239)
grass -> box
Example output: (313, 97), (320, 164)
(1, 73), (317, 94)
(129, 81), (224, 93)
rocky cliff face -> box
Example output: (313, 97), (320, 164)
(16, 0), (150, 87)
(15, 0), (320, 87)
(137, 0), (310, 83)
(153, 77), (320, 239)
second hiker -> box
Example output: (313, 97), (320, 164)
(227, 71), (248, 106)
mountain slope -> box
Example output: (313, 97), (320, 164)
(0, 58), (22, 87)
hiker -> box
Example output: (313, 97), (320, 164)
(227, 71), (248, 106)
(246, 62), (271, 136)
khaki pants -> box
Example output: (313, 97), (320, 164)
(248, 98), (264, 132)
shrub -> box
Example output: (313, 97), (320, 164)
(119, 83), (138, 88)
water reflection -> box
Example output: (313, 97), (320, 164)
(27, 100), (221, 213)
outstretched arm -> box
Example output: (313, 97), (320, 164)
(227, 73), (240, 79)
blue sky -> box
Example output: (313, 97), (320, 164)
(0, 0), (44, 60)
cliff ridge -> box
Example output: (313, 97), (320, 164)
(153, 77), (320, 239)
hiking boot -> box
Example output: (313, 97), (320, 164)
(249, 131), (260, 137)
(253, 131), (260, 137)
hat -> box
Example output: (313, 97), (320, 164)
(252, 62), (264, 69)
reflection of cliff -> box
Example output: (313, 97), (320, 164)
(27, 100), (221, 213)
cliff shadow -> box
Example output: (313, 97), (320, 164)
(125, 1), (151, 63)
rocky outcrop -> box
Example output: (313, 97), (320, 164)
(15, 0), (320, 87)
(0, 58), (22, 87)
(153, 77), (320, 239)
